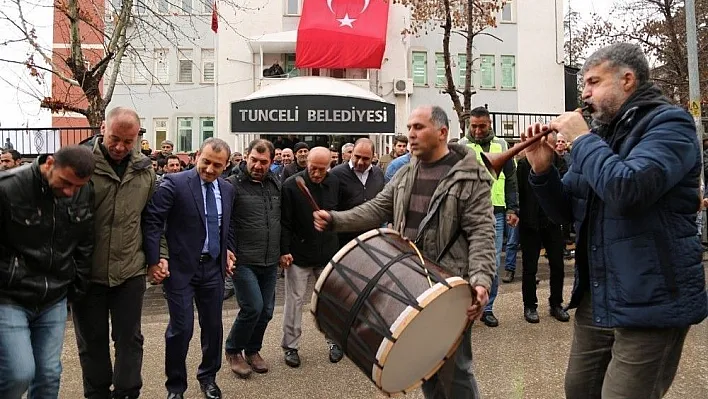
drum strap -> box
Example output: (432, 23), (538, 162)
(436, 228), (462, 263)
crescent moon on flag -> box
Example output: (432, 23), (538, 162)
(327, 0), (334, 13)
(361, 0), (370, 13)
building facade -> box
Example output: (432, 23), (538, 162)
(217, 0), (565, 151)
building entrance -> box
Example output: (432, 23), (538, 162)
(261, 134), (369, 152)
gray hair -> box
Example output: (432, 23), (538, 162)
(342, 142), (355, 152)
(199, 138), (231, 160)
(430, 105), (449, 129)
(582, 43), (650, 85)
(106, 106), (140, 128)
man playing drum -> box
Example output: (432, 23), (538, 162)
(313, 105), (496, 399)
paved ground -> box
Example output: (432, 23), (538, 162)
(59, 257), (708, 399)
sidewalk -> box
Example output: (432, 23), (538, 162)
(58, 259), (708, 399)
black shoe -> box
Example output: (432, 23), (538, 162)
(284, 348), (301, 368)
(167, 393), (184, 399)
(524, 307), (540, 323)
(328, 343), (343, 363)
(199, 382), (221, 399)
(481, 312), (499, 327)
(550, 305), (570, 322)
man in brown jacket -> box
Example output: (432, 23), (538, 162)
(72, 107), (156, 399)
(314, 105), (495, 399)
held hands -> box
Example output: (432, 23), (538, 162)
(466, 285), (490, 321)
(279, 254), (294, 269)
(226, 250), (236, 277)
(313, 210), (332, 231)
(506, 213), (519, 227)
(148, 258), (170, 284)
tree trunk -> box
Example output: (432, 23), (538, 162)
(442, 0), (464, 134)
(461, 0), (476, 136)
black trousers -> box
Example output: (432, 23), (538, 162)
(520, 225), (565, 309)
(72, 275), (146, 399)
(164, 257), (224, 394)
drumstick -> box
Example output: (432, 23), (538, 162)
(295, 176), (321, 212)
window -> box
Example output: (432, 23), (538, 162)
(177, 117), (193, 152)
(480, 54), (495, 89)
(154, 49), (169, 84)
(200, 117), (215, 141)
(154, 118), (168, 146)
(178, 49), (193, 83)
(201, 49), (215, 82)
(500, 55), (516, 89)
(412, 51), (427, 86)
(181, 0), (192, 14)
(285, 0), (302, 15)
(435, 53), (446, 87)
(129, 50), (149, 84)
(458, 53), (468, 87)
(157, 0), (169, 14)
(284, 54), (299, 77)
(501, 0), (514, 23)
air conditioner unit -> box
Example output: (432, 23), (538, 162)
(393, 78), (413, 95)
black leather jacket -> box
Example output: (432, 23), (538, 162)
(0, 156), (94, 311)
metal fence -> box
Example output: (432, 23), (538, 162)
(489, 112), (561, 142)
(0, 127), (99, 156)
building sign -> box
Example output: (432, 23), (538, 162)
(230, 95), (395, 133)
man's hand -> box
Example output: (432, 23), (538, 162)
(548, 111), (590, 143)
(522, 123), (556, 174)
(148, 258), (169, 284)
(313, 210), (332, 232)
(466, 285), (489, 321)
(279, 254), (293, 269)
(506, 213), (519, 227)
(226, 250), (236, 277)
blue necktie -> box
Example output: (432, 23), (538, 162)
(205, 182), (220, 258)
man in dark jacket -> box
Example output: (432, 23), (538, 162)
(0, 145), (95, 399)
(516, 151), (569, 323)
(224, 139), (282, 378)
(280, 147), (342, 367)
(281, 142), (308, 182)
(329, 138), (384, 247)
(525, 43), (707, 398)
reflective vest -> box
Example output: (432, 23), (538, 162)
(467, 141), (506, 207)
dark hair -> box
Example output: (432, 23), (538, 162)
(2, 149), (21, 161)
(246, 139), (275, 161)
(157, 158), (168, 168)
(52, 145), (95, 179)
(354, 138), (375, 154)
(199, 138), (231, 160)
(166, 155), (181, 163)
(469, 106), (490, 119)
(393, 134), (408, 145)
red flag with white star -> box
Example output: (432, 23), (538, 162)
(296, 0), (390, 69)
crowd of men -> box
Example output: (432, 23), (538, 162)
(0, 42), (706, 399)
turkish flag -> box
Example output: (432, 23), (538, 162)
(296, 0), (390, 69)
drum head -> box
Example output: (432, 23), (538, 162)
(376, 281), (471, 394)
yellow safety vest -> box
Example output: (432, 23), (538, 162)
(467, 141), (506, 207)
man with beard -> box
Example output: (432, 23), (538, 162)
(458, 106), (519, 327)
(73, 107), (156, 399)
(281, 142), (309, 182)
(0, 149), (22, 170)
(224, 139), (282, 378)
(0, 145), (95, 399)
(280, 147), (342, 367)
(329, 138), (384, 246)
(524, 43), (707, 399)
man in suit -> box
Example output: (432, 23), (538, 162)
(143, 138), (236, 399)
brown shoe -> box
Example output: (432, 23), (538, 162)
(226, 352), (252, 378)
(246, 352), (269, 374)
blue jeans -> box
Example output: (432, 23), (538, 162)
(0, 298), (67, 399)
(485, 212), (506, 312)
(225, 264), (278, 355)
(505, 224), (519, 272)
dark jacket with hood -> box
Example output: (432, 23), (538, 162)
(0, 156), (94, 310)
(531, 83), (707, 328)
(517, 153), (567, 230)
(226, 163), (282, 267)
(280, 170), (339, 267)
